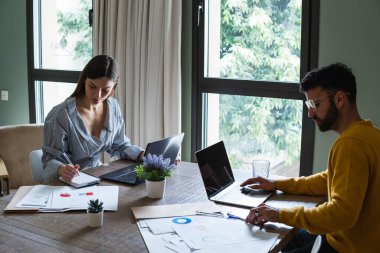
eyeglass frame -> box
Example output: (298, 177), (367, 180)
(304, 91), (351, 110)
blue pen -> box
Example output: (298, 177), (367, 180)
(227, 213), (246, 221)
(227, 212), (263, 230)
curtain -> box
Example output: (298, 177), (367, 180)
(93, 0), (182, 147)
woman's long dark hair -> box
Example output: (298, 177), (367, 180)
(70, 55), (119, 98)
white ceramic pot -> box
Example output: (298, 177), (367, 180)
(87, 210), (104, 228)
(145, 179), (166, 199)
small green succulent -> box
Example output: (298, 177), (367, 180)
(87, 199), (104, 213)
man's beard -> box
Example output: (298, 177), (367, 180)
(314, 100), (339, 132)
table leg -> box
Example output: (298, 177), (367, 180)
(5, 178), (9, 195)
(0, 179), (3, 197)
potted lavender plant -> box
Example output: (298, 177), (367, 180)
(135, 154), (173, 198)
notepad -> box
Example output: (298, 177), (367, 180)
(59, 171), (100, 188)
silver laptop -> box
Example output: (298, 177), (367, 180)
(195, 141), (273, 208)
(100, 133), (184, 185)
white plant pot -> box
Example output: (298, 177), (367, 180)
(145, 179), (166, 199)
(87, 210), (104, 228)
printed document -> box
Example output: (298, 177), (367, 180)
(16, 185), (118, 211)
(138, 215), (278, 252)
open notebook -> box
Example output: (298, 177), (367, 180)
(59, 171), (100, 188)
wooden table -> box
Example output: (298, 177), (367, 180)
(0, 161), (322, 253)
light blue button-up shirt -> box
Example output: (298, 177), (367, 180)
(42, 97), (143, 182)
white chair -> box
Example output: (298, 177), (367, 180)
(29, 149), (44, 184)
(311, 235), (322, 253)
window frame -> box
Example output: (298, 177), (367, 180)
(26, 0), (91, 123)
(191, 0), (320, 176)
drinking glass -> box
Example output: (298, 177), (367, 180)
(252, 160), (270, 178)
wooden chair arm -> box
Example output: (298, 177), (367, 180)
(0, 154), (10, 196)
(0, 155), (9, 178)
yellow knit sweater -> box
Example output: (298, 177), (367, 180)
(277, 120), (380, 253)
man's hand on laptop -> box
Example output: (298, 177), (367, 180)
(240, 177), (277, 192)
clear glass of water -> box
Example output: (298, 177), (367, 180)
(252, 160), (270, 178)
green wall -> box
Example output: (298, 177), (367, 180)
(1, 0), (380, 172)
(0, 0), (29, 126)
(313, 0), (380, 172)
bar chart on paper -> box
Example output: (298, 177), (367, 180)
(137, 215), (279, 252)
(14, 185), (118, 212)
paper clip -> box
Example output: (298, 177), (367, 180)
(195, 211), (224, 218)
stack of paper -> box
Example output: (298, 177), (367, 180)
(132, 202), (279, 253)
(6, 185), (118, 212)
(131, 202), (222, 219)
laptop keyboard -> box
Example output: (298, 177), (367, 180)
(115, 171), (137, 182)
(100, 164), (140, 184)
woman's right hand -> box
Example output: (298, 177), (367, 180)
(58, 164), (80, 181)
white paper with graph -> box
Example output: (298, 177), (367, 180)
(15, 185), (118, 212)
(133, 202), (279, 253)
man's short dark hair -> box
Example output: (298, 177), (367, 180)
(300, 62), (357, 103)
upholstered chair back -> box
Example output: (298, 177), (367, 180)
(0, 124), (44, 188)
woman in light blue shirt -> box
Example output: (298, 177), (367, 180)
(42, 55), (143, 183)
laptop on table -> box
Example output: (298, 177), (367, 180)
(100, 133), (184, 185)
(195, 141), (274, 208)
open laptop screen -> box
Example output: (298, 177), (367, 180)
(195, 141), (234, 197)
(145, 133), (184, 165)
(99, 133), (184, 185)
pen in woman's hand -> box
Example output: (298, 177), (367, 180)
(60, 147), (78, 176)
(60, 147), (73, 165)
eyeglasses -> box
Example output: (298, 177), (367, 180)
(305, 92), (336, 110)
(305, 91), (350, 110)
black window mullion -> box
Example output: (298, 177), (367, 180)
(199, 78), (305, 100)
(298, 0), (319, 176)
(191, 0), (205, 162)
(30, 69), (80, 83)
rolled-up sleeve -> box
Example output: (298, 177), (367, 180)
(42, 107), (70, 182)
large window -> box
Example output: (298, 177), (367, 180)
(192, 0), (319, 177)
(28, 0), (93, 123)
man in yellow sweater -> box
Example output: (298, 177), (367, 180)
(241, 63), (380, 253)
